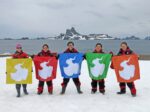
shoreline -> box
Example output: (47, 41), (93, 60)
(0, 54), (150, 60)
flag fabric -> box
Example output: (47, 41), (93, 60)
(86, 53), (112, 80)
(33, 56), (58, 81)
(6, 58), (32, 84)
(112, 54), (140, 82)
(59, 53), (83, 78)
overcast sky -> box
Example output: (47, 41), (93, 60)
(0, 0), (150, 38)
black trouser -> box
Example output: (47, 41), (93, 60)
(91, 79), (105, 91)
(38, 81), (53, 87)
(61, 78), (81, 87)
(16, 84), (27, 90)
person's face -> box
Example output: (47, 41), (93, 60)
(95, 45), (102, 52)
(68, 43), (74, 50)
(16, 48), (22, 52)
(43, 46), (49, 52)
(121, 44), (127, 51)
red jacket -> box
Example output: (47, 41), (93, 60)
(37, 50), (53, 57)
(64, 48), (78, 53)
(12, 51), (28, 59)
(110, 47), (133, 69)
(117, 47), (133, 55)
(93, 49), (104, 53)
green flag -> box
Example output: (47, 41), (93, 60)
(86, 53), (112, 80)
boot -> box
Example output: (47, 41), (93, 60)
(23, 88), (28, 95)
(16, 89), (21, 97)
(99, 89), (105, 95)
(76, 86), (83, 94)
(60, 85), (67, 95)
(91, 88), (97, 94)
(37, 87), (43, 95)
(16, 84), (21, 97)
(117, 89), (126, 94)
(48, 86), (53, 95)
(23, 84), (28, 95)
(130, 88), (136, 97)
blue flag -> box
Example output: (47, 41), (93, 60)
(59, 53), (83, 78)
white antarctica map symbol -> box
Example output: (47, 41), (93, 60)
(11, 63), (28, 81)
(64, 57), (79, 76)
(119, 57), (135, 80)
(38, 60), (53, 79)
(90, 57), (105, 77)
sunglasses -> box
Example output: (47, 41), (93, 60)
(17, 47), (22, 49)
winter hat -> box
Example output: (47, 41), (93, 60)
(16, 44), (22, 49)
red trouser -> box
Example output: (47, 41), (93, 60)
(38, 81), (53, 93)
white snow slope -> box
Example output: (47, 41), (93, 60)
(0, 57), (149, 112)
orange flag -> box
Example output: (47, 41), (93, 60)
(112, 54), (140, 82)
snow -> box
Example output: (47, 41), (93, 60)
(0, 57), (150, 112)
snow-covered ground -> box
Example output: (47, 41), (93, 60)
(0, 57), (150, 112)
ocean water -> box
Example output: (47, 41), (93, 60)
(0, 40), (150, 55)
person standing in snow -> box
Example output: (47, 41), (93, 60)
(12, 44), (29, 97)
(60, 41), (83, 94)
(111, 42), (137, 97)
(90, 43), (106, 94)
(36, 44), (57, 95)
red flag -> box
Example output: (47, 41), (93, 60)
(112, 54), (140, 82)
(33, 56), (58, 81)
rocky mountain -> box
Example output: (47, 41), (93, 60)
(145, 36), (150, 40)
(88, 34), (115, 40)
(122, 36), (140, 40)
(2, 27), (148, 40)
(55, 27), (84, 40)
(55, 27), (115, 40)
